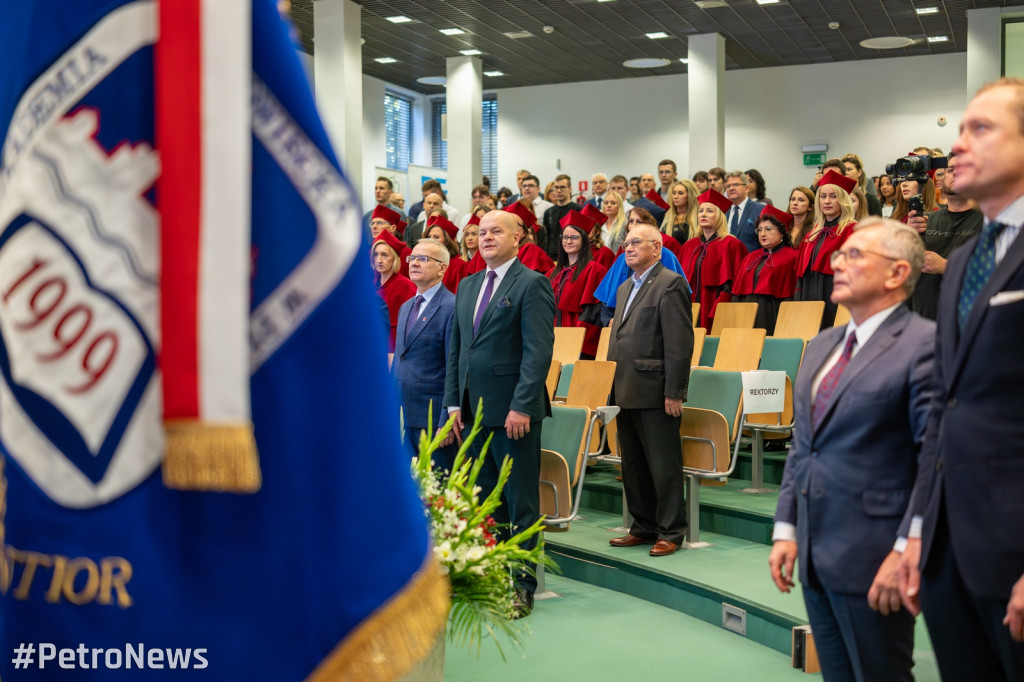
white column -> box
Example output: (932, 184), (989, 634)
(688, 33), (725, 173)
(966, 8), (1002, 99)
(313, 0), (363, 192)
(445, 56), (482, 213)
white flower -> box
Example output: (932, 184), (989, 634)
(434, 541), (453, 564)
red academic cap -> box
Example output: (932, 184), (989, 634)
(581, 202), (609, 226)
(372, 228), (405, 254)
(371, 204), (407, 234)
(504, 200), (538, 231)
(760, 204), (794, 230)
(818, 169), (857, 195)
(559, 209), (596, 233)
(644, 189), (670, 210)
(698, 188), (733, 215)
(467, 213), (483, 227)
(427, 214), (458, 240)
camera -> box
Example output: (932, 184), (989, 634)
(885, 154), (947, 184)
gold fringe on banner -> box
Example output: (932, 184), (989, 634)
(162, 420), (262, 493)
(307, 554), (450, 682)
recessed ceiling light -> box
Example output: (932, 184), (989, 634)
(503, 31), (534, 39)
(484, 71), (504, 77)
(679, 58), (689, 63)
(440, 28), (465, 35)
(860, 36), (916, 49)
(375, 57), (397, 64)
(416, 76), (446, 85)
(385, 15), (412, 24)
(757, 0), (781, 4)
(596, 0), (616, 2)
(927, 35), (949, 43)
(916, 7), (940, 15)
(646, 32), (670, 39)
(695, 0), (727, 8)
(460, 49), (482, 56)
(623, 58), (671, 68)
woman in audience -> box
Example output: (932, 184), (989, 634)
(692, 170), (709, 193)
(506, 200), (555, 273)
(745, 168), (771, 206)
(544, 181), (555, 203)
(841, 154), (881, 215)
(732, 206), (798, 335)
(788, 186), (815, 248)
(371, 235), (416, 352)
(601, 190), (629, 253)
(891, 176), (938, 223)
(878, 175), (897, 217)
(794, 170), (857, 328)
(548, 211), (609, 359)
(496, 187), (512, 208)
(662, 179), (700, 243)
(461, 213), (481, 261)
(425, 216), (467, 292)
(850, 187), (869, 221)
(581, 203), (615, 269)
(679, 189), (747, 331)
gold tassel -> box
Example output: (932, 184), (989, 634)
(307, 555), (450, 682)
(162, 420), (262, 493)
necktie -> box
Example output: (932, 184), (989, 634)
(473, 271), (497, 334)
(597, 196), (602, 209)
(812, 331), (857, 429)
(957, 221), (1007, 331)
(405, 294), (424, 339)
(730, 206), (740, 234)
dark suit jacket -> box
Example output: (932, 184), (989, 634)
(608, 262), (693, 409)
(775, 304), (935, 595)
(392, 285), (456, 430)
(729, 199), (766, 253)
(912, 228), (1024, 599)
(443, 259), (555, 427)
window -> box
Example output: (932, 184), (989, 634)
(431, 96), (498, 182)
(384, 92), (411, 171)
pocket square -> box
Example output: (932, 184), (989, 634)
(497, 296), (512, 308)
(989, 290), (1024, 306)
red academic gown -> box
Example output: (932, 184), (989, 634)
(548, 260), (608, 357)
(615, 233), (684, 261)
(518, 242), (554, 273)
(442, 255), (468, 293)
(591, 244), (615, 269)
(376, 273), (416, 352)
(794, 221), (856, 328)
(464, 251), (485, 275)
(679, 234), (748, 331)
(732, 246), (799, 334)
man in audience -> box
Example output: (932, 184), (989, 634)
(607, 224), (693, 558)
(771, 217), (934, 682)
(521, 174), (553, 217)
(538, 174), (575, 260)
(392, 239), (456, 469)
(391, 192), (405, 211)
(707, 167), (726, 193)
(444, 209), (555, 619)
(505, 169), (531, 205)
(909, 152), (982, 319)
(585, 172), (609, 210)
(628, 176), (642, 203)
(898, 77), (1024, 680)
(693, 170), (709, 193)
(638, 172), (657, 197)
(458, 184), (493, 230)
(724, 170), (764, 252)
(362, 176), (406, 231)
(609, 174), (633, 212)
(657, 159), (678, 201)
(369, 204), (406, 241)
(813, 158), (847, 192)
(404, 192), (445, 247)
(407, 178), (443, 223)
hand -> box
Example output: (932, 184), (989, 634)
(1003, 573), (1024, 642)
(922, 251), (947, 274)
(665, 397), (684, 417)
(868, 550), (904, 616)
(445, 409), (464, 445)
(813, 169), (824, 186)
(769, 540), (798, 594)
(906, 210), (928, 234)
(506, 410), (531, 440)
(897, 537), (922, 616)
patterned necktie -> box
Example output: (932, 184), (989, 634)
(405, 294), (423, 339)
(597, 196), (602, 209)
(812, 331), (857, 429)
(730, 206), (740, 234)
(473, 271), (497, 335)
(957, 221), (1007, 331)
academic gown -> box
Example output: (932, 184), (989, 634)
(442, 255), (468, 293)
(794, 219), (855, 328)
(679, 234), (748, 331)
(548, 260), (609, 357)
(375, 273), (416, 352)
(591, 244), (615, 270)
(464, 251), (484, 275)
(518, 242), (555, 273)
(733, 245), (799, 335)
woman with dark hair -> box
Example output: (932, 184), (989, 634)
(745, 168), (771, 205)
(788, 186), (816, 249)
(547, 210), (609, 358)
(496, 187), (512, 208)
(842, 154), (882, 215)
(692, 170), (709, 193)
(891, 176), (938, 224)
(424, 216), (468, 292)
(732, 206), (799, 334)
(878, 175), (897, 218)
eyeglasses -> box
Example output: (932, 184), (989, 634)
(724, 182), (745, 189)
(406, 254), (444, 264)
(521, 183), (538, 189)
(621, 238), (658, 249)
(561, 234), (582, 243)
(754, 227), (778, 234)
(829, 247), (900, 266)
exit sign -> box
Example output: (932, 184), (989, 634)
(803, 152), (826, 166)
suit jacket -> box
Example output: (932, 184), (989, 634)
(912, 228), (1024, 599)
(608, 262), (693, 409)
(443, 259), (555, 427)
(775, 305), (935, 595)
(392, 286), (456, 430)
(729, 199), (766, 253)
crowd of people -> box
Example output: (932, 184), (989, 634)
(372, 77), (1023, 680)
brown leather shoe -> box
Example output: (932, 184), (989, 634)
(609, 533), (654, 547)
(649, 540), (680, 556)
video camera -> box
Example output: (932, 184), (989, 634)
(886, 154), (948, 214)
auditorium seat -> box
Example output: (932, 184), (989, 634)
(553, 327), (585, 366)
(713, 328), (766, 371)
(709, 302), (758, 336)
(833, 304), (851, 327)
(539, 405), (593, 531)
(546, 360), (562, 401)
(698, 335), (719, 367)
(595, 325), (612, 362)
(562, 360), (617, 458)
(773, 301), (825, 341)
(691, 327), (706, 368)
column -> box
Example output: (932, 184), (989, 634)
(313, 0), (363, 192)
(445, 56), (482, 213)
(687, 33), (725, 173)
(966, 8), (1002, 99)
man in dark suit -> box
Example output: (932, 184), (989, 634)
(607, 224), (693, 557)
(899, 78), (1024, 679)
(392, 239), (456, 468)
(443, 209), (555, 618)
(770, 217), (935, 681)
(724, 170), (765, 252)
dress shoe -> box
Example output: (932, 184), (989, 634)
(609, 533), (654, 548)
(649, 540), (680, 557)
(511, 587), (534, 620)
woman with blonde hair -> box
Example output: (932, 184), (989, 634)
(794, 170), (858, 328)
(662, 179), (700, 243)
(601, 189), (629, 253)
(424, 216), (467, 292)
(371, 233), (416, 351)
(678, 188), (747, 331)
(850, 187), (869, 221)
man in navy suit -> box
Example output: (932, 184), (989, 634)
(770, 217), (935, 681)
(392, 240), (456, 469)
(899, 78), (1024, 680)
(724, 170), (764, 252)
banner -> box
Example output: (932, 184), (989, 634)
(0, 1), (446, 678)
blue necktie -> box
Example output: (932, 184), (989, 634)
(957, 221), (1007, 331)
(597, 196), (602, 209)
(730, 206), (740, 234)
(405, 294), (423, 339)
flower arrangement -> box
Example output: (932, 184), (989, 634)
(410, 404), (553, 658)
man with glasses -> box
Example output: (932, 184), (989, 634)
(519, 174), (553, 220)
(539, 173), (575, 260)
(607, 224), (693, 558)
(585, 172), (609, 210)
(770, 218), (935, 681)
(724, 170), (765, 252)
(392, 240), (456, 469)
(657, 160), (677, 202)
